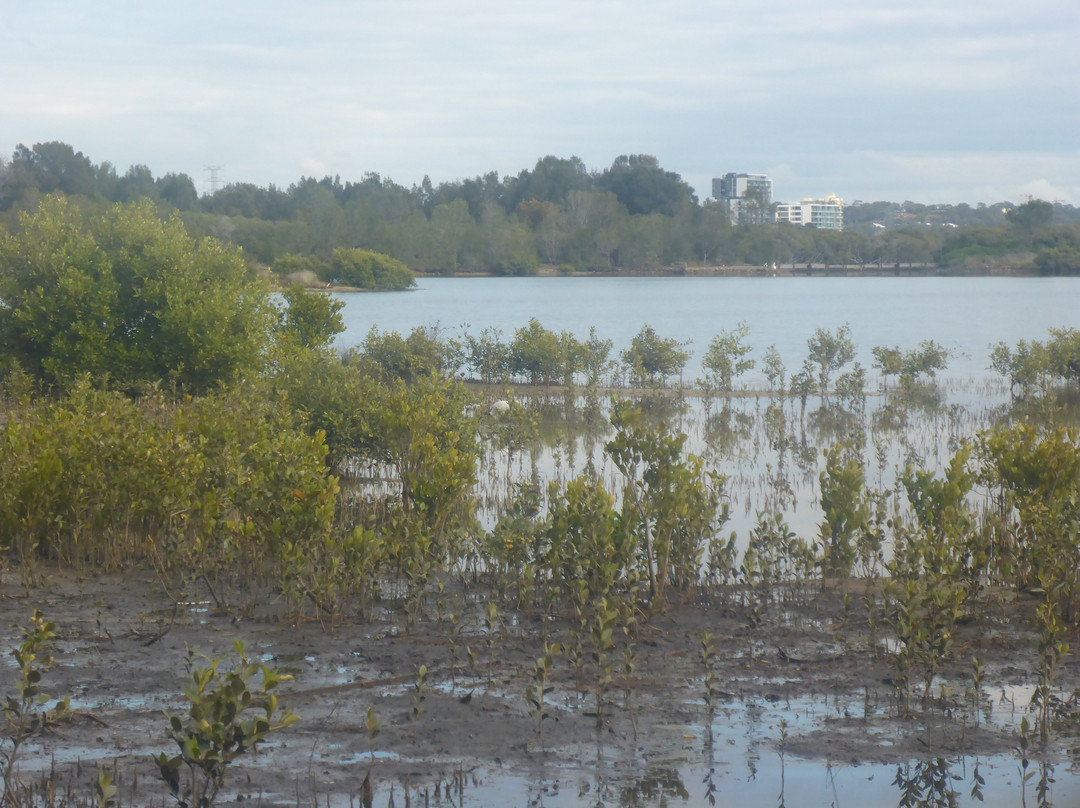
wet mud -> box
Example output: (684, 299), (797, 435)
(2, 569), (1079, 806)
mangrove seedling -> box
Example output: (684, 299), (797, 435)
(365, 706), (380, 766)
(525, 641), (561, 747)
(590, 598), (617, 727)
(1, 610), (71, 800)
(483, 601), (502, 688)
(411, 664), (428, 742)
(154, 642), (298, 808)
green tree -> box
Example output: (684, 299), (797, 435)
(542, 475), (632, 604)
(762, 344), (786, 392)
(818, 439), (871, 578)
(271, 253), (329, 282)
(901, 340), (949, 382)
(505, 155), (592, 210)
(807, 324), (856, 393)
(279, 284), (344, 349)
(595, 154), (697, 217)
(360, 325), (449, 383)
(871, 346), (904, 388)
(463, 326), (510, 384)
(606, 402), (727, 600)
(700, 322), (754, 392)
(373, 375), (478, 546)
(989, 338), (1051, 396)
(622, 324), (690, 387)
(1047, 327), (1080, 383)
(6, 142), (97, 201)
(509, 318), (563, 385)
(1006, 198), (1054, 234)
(873, 341), (948, 388)
(267, 348), (381, 470)
(580, 326), (615, 388)
(1034, 242), (1080, 275)
(156, 172), (200, 211)
(0, 196), (275, 394)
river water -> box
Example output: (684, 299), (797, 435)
(334, 274), (1080, 543)
(333, 275), (1080, 385)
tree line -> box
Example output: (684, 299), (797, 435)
(2, 141), (1079, 275)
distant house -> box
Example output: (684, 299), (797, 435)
(775, 193), (844, 232)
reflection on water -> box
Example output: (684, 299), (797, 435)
(425, 750), (1073, 808)
(407, 383), (1080, 807)
(472, 382), (1080, 551)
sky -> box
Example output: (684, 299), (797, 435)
(2, 1), (1078, 206)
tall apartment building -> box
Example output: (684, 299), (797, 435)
(712, 172), (773, 225)
(775, 193), (844, 232)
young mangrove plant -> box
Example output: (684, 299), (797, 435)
(154, 642), (298, 808)
(621, 324), (691, 388)
(365, 706), (380, 767)
(483, 600), (502, 688)
(818, 439), (871, 580)
(762, 344), (786, 393)
(806, 324), (855, 394)
(1032, 588), (1069, 746)
(590, 597), (618, 728)
(701, 631), (721, 744)
(1, 610), (71, 801)
(411, 663), (428, 742)
(94, 767), (119, 808)
(699, 322), (754, 394)
(971, 656), (986, 725)
(621, 626), (638, 738)
(607, 400), (729, 602)
(885, 569), (966, 714)
(525, 640), (561, 748)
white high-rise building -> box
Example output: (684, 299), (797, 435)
(775, 194), (844, 231)
(712, 172), (773, 225)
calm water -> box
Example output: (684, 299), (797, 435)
(334, 275), (1080, 384)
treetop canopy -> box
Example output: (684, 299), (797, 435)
(0, 195), (276, 393)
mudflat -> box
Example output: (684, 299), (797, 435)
(0, 568), (1070, 806)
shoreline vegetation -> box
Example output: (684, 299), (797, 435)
(408, 260), (1023, 280)
(294, 261), (1028, 295)
(4, 143), (1079, 285)
(3, 187), (1080, 803)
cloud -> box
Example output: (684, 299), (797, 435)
(298, 157), (330, 177)
(1, 0), (1077, 204)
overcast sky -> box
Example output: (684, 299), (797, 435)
(3, 1), (1078, 205)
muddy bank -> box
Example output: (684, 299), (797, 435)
(1, 569), (1077, 806)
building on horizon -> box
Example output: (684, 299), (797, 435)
(712, 172), (773, 225)
(775, 193), (844, 231)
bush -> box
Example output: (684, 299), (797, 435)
(0, 378), (338, 580)
(621, 325), (690, 387)
(509, 318), (564, 385)
(329, 247), (415, 289)
(0, 196), (276, 394)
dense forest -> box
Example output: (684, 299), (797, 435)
(2, 141), (1079, 276)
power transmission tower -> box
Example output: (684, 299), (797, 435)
(204, 165), (224, 195)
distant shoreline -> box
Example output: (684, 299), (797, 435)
(410, 262), (1031, 280)
(293, 262), (1033, 293)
